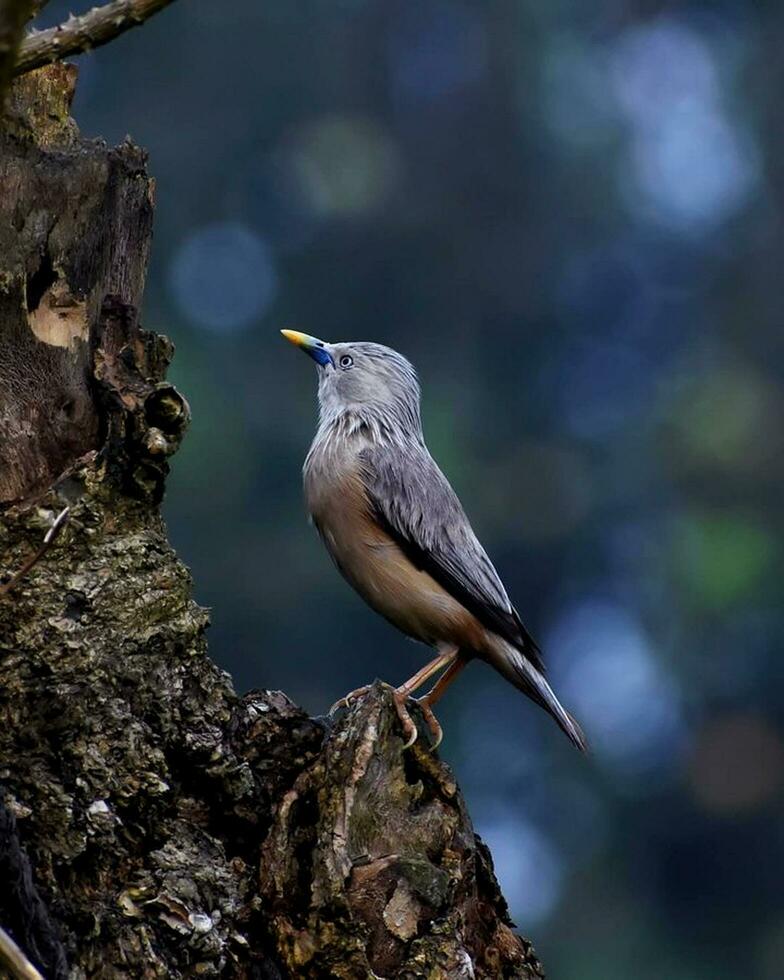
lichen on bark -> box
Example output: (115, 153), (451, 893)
(260, 683), (544, 979)
(0, 65), (545, 979)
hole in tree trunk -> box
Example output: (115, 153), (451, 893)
(26, 251), (57, 313)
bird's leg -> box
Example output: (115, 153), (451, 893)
(419, 654), (467, 707)
(393, 646), (458, 749)
(415, 655), (468, 750)
(329, 648), (459, 745)
(394, 646), (458, 698)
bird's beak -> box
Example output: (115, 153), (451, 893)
(280, 329), (334, 367)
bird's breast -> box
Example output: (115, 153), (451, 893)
(304, 451), (394, 569)
(303, 449), (485, 650)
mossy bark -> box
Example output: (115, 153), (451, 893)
(0, 67), (545, 980)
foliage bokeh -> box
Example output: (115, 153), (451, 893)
(41, 1), (784, 976)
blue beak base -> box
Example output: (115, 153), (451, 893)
(281, 329), (334, 367)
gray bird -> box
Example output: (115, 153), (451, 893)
(282, 330), (587, 751)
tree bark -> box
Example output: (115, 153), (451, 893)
(0, 67), (545, 980)
(0, 1), (35, 97)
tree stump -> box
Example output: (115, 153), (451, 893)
(0, 66), (545, 979)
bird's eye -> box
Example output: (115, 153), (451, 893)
(339, 354), (354, 369)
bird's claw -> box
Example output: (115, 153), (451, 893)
(417, 699), (443, 751)
(392, 691), (444, 751)
(392, 689), (419, 749)
(328, 697), (347, 717)
(329, 683), (444, 752)
(328, 684), (372, 717)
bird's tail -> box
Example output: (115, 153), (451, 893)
(487, 639), (588, 752)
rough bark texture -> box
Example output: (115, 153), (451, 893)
(0, 67), (545, 979)
(0, 1), (35, 96)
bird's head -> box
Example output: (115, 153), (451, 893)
(281, 330), (422, 434)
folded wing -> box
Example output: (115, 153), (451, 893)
(360, 442), (544, 672)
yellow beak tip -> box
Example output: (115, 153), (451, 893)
(280, 329), (304, 346)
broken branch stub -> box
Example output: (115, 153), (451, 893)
(259, 682), (545, 979)
(0, 63), (188, 505)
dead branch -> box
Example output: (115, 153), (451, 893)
(0, 924), (44, 980)
(13, 0), (177, 77)
(0, 507), (69, 599)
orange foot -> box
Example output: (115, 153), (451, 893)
(392, 689), (444, 751)
(415, 697), (443, 750)
(329, 683), (444, 751)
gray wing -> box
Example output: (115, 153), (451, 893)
(360, 442), (544, 671)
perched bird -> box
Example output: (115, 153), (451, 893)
(282, 330), (587, 752)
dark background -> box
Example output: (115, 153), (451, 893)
(40, 1), (784, 976)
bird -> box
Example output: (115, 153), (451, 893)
(281, 330), (587, 752)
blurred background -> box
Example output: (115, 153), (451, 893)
(40, 1), (784, 976)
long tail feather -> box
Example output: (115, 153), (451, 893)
(489, 641), (588, 752)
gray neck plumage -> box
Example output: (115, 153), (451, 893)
(312, 401), (424, 457)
